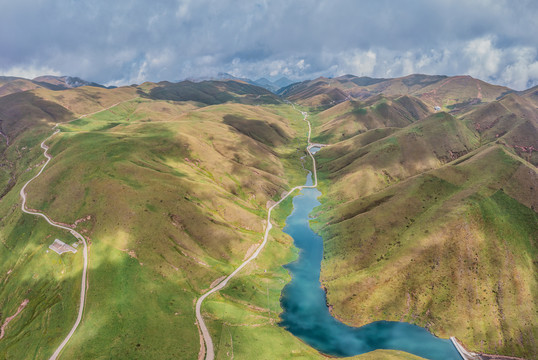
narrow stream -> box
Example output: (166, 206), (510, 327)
(278, 149), (462, 359)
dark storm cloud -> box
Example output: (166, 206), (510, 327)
(1, 0), (537, 89)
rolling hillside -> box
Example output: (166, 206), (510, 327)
(1, 79), (416, 360)
(0, 75), (109, 97)
(291, 78), (538, 359)
(0, 80), (322, 359)
(148, 79), (281, 105)
(0, 75), (536, 360)
(310, 95), (432, 143)
(280, 74), (511, 111)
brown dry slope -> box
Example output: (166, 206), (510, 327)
(290, 78), (538, 359)
(279, 74), (511, 110)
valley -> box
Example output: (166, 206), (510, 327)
(0, 74), (535, 360)
(298, 76), (537, 359)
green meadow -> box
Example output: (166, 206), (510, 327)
(0, 78), (536, 359)
(308, 95), (538, 358)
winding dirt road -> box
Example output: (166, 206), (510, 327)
(19, 130), (89, 360)
(196, 105), (321, 360)
(18, 97), (137, 359)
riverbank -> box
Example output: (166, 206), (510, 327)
(196, 104), (319, 360)
(278, 168), (461, 359)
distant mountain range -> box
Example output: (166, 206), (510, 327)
(0, 75), (113, 97)
(4, 72), (536, 106)
(277, 73), (517, 109)
(185, 72), (294, 93)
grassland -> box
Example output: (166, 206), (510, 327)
(0, 83), (367, 359)
(309, 95), (431, 144)
(306, 89), (537, 359)
(39, 100), (306, 358)
(1, 77), (536, 360)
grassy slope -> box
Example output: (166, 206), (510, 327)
(21, 100), (304, 358)
(310, 95), (538, 358)
(33, 86), (139, 116)
(0, 84), (433, 360)
(0, 78), (43, 97)
(315, 112), (480, 201)
(0, 88), (139, 358)
(3, 79), (534, 359)
(413, 76), (509, 108)
(309, 95), (431, 144)
(148, 80), (281, 106)
(279, 74), (510, 111)
(459, 93), (538, 165)
(0, 87), (326, 359)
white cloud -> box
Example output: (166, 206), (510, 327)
(1, 1), (536, 89)
(498, 47), (538, 90)
(340, 50), (377, 76)
(0, 65), (61, 79)
(175, 0), (191, 20)
(463, 36), (502, 80)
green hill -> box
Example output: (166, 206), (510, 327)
(313, 145), (537, 358)
(310, 95), (431, 143)
(0, 82), (312, 359)
(147, 79), (281, 105)
(0, 75), (536, 360)
(279, 74), (511, 110)
(315, 111), (479, 200)
(0, 75), (109, 97)
(302, 89), (537, 359)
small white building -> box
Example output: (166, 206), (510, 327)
(49, 239), (78, 255)
(434, 106), (442, 112)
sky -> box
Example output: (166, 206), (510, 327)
(1, 0), (537, 90)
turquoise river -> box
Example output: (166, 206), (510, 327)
(279, 149), (462, 359)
